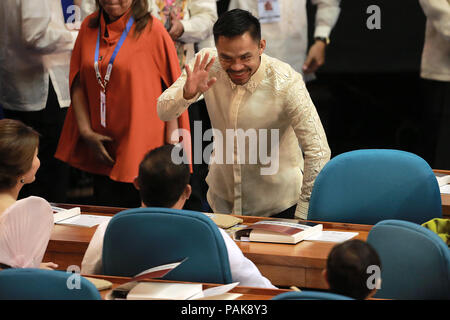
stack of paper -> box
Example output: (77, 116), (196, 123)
(435, 173), (450, 194)
(52, 206), (111, 227)
(435, 172), (450, 187)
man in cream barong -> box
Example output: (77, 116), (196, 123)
(157, 9), (331, 219)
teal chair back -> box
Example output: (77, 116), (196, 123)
(0, 269), (101, 300)
(102, 207), (232, 284)
(367, 219), (450, 299)
(272, 291), (353, 300)
(308, 149), (442, 225)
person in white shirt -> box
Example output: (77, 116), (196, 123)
(157, 9), (331, 219)
(228, 0), (341, 80)
(81, 144), (275, 288)
(0, 0), (78, 202)
(419, 0), (450, 169)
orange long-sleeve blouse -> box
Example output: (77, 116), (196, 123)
(55, 10), (190, 183)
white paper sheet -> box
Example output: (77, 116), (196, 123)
(52, 206), (80, 223)
(56, 214), (111, 227)
(305, 231), (359, 243)
(188, 282), (240, 300)
(440, 184), (450, 194)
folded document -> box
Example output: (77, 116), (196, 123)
(52, 206), (111, 227)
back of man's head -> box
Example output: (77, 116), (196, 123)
(137, 144), (190, 208)
(326, 239), (381, 299)
(213, 9), (261, 43)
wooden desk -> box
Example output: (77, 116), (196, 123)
(235, 218), (370, 288)
(433, 169), (450, 219)
(84, 274), (292, 300)
(45, 204), (370, 290)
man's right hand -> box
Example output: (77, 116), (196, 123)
(183, 52), (217, 100)
(80, 130), (115, 166)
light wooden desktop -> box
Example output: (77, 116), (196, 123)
(45, 204), (371, 290)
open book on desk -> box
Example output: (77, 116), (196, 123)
(123, 281), (242, 300)
(107, 258), (242, 300)
(233, 220), (323, 244)
(52, 206), (111, 227)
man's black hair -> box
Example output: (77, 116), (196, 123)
(326, 239), (382, 299)
(137, 144), (190, 208)
(213, 9), (261, 43)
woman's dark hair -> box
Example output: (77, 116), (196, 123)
(326, 239), (382, 299)
(88, 0), (152, 37)
(0, 119), (39, 190)
(213, 9), (261, 43)
(137, 144), (190, 208)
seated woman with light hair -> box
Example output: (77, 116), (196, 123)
(0, 119), (57, 270)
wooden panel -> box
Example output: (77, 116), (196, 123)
(306, 268), (328, 289)
(256, 264), (306, 288)
(44, 251), (84, 271)
(440, 193), (450, 218)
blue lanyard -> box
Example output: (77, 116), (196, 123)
(94, 15), (134, 92)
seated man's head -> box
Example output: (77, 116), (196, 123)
(134, 144), (191, 209)
(324, 239), (382, 299)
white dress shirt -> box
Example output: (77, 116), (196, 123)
(228, 0), (341, 76)
(419, 0), (450, 82)
(81, 220), (276, 288)
(157, 48), (331, 219)
(0, 0), (77, 111)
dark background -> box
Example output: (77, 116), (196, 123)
(218, 0), (435, 166)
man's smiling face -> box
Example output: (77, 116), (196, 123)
(216, 31), (266, 85)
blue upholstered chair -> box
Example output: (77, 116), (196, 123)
(0, 269), (101, 300)
(272, 291), (353, 300)
(367, 219), (450, 299)
(102, 207), (232, 284)
(308, 149), (442, 225)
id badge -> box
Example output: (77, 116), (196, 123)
(258, 0), (281, 24)
(100, 91), (106, 128)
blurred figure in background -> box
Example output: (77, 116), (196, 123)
(419, 0), (450, 169)
(0, 0), (78, 203)
(228, 0), (341, 81)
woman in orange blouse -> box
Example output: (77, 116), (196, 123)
(56, 0), (190, 207)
